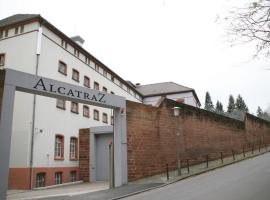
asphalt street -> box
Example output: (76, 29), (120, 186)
(123, 152), (270, 200)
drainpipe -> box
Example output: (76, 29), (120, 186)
(29, 24), (43, 190)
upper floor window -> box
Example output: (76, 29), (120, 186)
(55, 172), (63, 185)
(55, 135), (64, 160)
(56, 99), (66, 110)
(94, 109), (99, 121)
(102, 113), (108, 124)
(127, 87), (130, 93)
(84, 76), (90, 88)
(71, 102), (79, 114)
(58, 61), (67, 75)
(36, 173), (46, 188)
(61, 40), (67, 49)
(0, 54), (5, 66)
(95, 64), (100, 72)
(4, 30), (8, 37)
(74, 49), (79, 57)
(103, 70), (107, 77)
(70, 137), (78, 160)
(94, 82), (99, 90)
(20, 25), (24, 33)
(15, 27), (19, 35)
(102, 87), (108, 93)
(111, 76), (114, 82)
(72, 69), (80, 82)
(119, 82), (123, 88)
(83, 105), (90, 118)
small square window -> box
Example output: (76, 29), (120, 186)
(94, 82), (99, 90)
(70, 171), (77, 182)
(58, 61), (67, 75)
(15, 27), (19, 35)
(72, 69), (80, 82)
(55, 172), (63, 185)
(20, 25), (24, 33)
(102, 87), (108, 93)
(71, 102), (79, 114)
(36, 173), (46, 188)
(84, 76), (90, 88)
(94, 110), (99, 121)
(83, 105), (90, 118)
(102, 113), (108, 124)
(0, 54), (5, 66)
(56, 99), (66, 110)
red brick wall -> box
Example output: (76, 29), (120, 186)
(127, 99), (270, 181)
(79, 128), (90, 182)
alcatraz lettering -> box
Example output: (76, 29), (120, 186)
(33, 78), (106, 103)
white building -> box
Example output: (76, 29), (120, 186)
(135, 82), (201, 107)
(0, 14), (200, 189)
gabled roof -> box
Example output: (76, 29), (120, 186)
(0, 14), (40, 28)
(136, 82), (201, 106)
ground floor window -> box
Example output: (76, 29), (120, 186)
(55, 172), (63, 185)
(36, 173), (46, 188)
(70, 171), (77, 182)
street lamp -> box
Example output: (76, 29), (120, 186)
(172, 106), (181, 176)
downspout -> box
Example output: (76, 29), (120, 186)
(29, 24), (43, 189)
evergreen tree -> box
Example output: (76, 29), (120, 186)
(227, 95), (235, 113)
(204, 91), (214, 111)
(235, 94), (249, 113)
(215, 101), (224, 113)
(257, 106), (263, 117)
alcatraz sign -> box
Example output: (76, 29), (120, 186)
(33, 78), (106, 103)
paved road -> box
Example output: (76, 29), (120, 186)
(123, 153), (270, 200)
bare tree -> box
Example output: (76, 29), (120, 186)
(227, 0), (270, 57)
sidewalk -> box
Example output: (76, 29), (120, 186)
(7, 148), (269, 200)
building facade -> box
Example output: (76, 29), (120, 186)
(0, 14), (200, 189)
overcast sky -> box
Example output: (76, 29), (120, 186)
(1, 0), (270, 113)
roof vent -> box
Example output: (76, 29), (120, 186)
(135, 83), (141, 86)
(70, 35), (85, 46)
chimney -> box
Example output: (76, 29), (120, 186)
(70, 35), (85, 46)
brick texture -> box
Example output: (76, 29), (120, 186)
(79, 128), (90, 182)
(127, 99), (270, 181)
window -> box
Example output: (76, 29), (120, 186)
(102, 87), (108, 93)
(74, 49), (79, 57)
(127, 87), (130, 93)
(111, 76), (114, 82)
(94, 82), (99, 90)
(0, 31), (3, 39)
(71, 102), (79, 114)
(72, 69), (80, 82)
(102, 113), (108, 124)
(36, 173), (46, 188)
(85, 57), (88, 64)
(0, 54), (5, 66)
(15, 27), (19, 35)
(58, 61), (67, 75)
(84, 76), (90, 88)
(103, 70), (107, 77)
(55, 135), (64, 159)
(5, 30), (8, 37)
(20, 25), (24, 33)
(119, 82), (123, 88)
(111, 116), (114, 125)
(56, 99), (66, 110)
(95, 64), (99, 72)
(94, 110), (99, 121)
(70, 171), (77, 182)
(83, 105), (90, 118)
(55, 172), (63, 185)
(61, 40), (68, 49)
(70, 137), (78, 160)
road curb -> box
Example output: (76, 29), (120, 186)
(111, 150), (270, 200)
